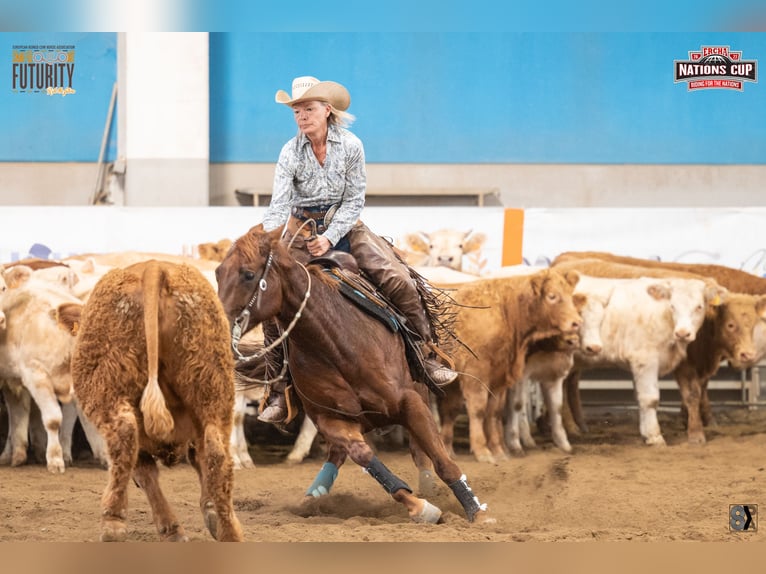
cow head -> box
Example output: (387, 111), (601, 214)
(714, 293), (766, 369)
(575, 290), (611, 356)
(2, 264), (33, 289)
(526, 269), (582, 337)
(402, 229), (486, 271)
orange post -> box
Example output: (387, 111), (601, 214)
(501, 208), (525, 266)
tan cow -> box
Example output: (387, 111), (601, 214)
(437, 269), (583, 463)
(400, 229), (487, 271)
(553, 256), (766, 444)
(69, 260), (243, 542)
(505, 277), (613, 455)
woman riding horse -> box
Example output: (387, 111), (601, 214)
(216, 225), (493, 524)
(256, 75), (458, 424)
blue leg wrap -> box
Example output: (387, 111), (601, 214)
(365, 456), (412, 495)
(305, 462), (339, 497)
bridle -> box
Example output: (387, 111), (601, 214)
(228, 235), (313, 385)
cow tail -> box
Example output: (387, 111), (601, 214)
(139, 261), (175, 441)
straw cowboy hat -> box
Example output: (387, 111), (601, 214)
(275, 76), (351, 111)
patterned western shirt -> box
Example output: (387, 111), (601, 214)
(262, 124), (367, 246)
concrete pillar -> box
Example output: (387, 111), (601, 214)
(118, 32), (209, 206)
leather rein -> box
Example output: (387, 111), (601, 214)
(229, 223), (314, 385)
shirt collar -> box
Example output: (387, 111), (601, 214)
(298, 124), (342, 148)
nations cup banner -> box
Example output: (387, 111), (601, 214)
(674, 45), (757, 91)
(11, 44), (76, 96)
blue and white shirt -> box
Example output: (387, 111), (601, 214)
(262, 124), (366, 246)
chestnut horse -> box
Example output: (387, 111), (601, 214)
(216, 225), (492, 524)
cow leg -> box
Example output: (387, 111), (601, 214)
(22, 371), (66, 473)
(187, 424), (243, 542)
(60, 401), (78, 465)
(517, 382), (537, 449)
(541, 377), (572, 453)
(98, 404), (139, 542)
(564, 370), (588, 433)
(505, 379), (533, 455)
(286, 416), (318, 464)
(229, 393), (254, 470)
(699, 378), (716, 427)
(0, 383), (31, 467)
(461, 379), (495, 463)
(675, 364), (706, 445)
(632, 364), (665, 446)
(486, 387), (509, 461)
(436, 382), (463, 459)
(398, 389), (493, 524)
(133, 450), (188, 542)
(76, 402), (108, 468)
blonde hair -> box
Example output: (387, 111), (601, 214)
(326, 103), (356, 128)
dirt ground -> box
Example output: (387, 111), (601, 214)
(1, 406), (765, 543)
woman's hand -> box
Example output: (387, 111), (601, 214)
(306, 235), (332, 257)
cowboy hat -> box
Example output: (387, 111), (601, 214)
(275, 76), (351, 111)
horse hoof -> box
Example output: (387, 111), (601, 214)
(411, 500), (442, 524)
(472, 509), (497, 525)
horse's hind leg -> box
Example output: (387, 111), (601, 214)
(133, 450), (188, 542)
(400, 389), (493, 524)
(187, 424), (244, 542)
(318, 417), (441, 524)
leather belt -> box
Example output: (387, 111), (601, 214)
(291, 204), (335, 222)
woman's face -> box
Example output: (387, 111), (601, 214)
(292, 101), (330, 139)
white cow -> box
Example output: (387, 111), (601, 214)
(400, 229), (487, 272)
(0, 265), (87, 472)
(565, 275), (725, 446)
(1, 261), (112, 468)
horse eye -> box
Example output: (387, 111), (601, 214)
(241, 269), (256, 282)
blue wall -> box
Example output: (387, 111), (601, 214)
(0, 33), (117, 162)
(1, 33), (763, 164)
(210, 32), (765, 164)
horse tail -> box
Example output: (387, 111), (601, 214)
(139, 261), (175, 442)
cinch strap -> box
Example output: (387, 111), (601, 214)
(365, 456), (412, 495)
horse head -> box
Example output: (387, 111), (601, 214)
(216, 224), (289, 334)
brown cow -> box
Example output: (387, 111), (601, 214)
(69, 260), (243, 542)
(437, 269), (583, 463)
(552, 255), (766, 443)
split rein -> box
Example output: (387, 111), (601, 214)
(229, 221), (315, 386)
